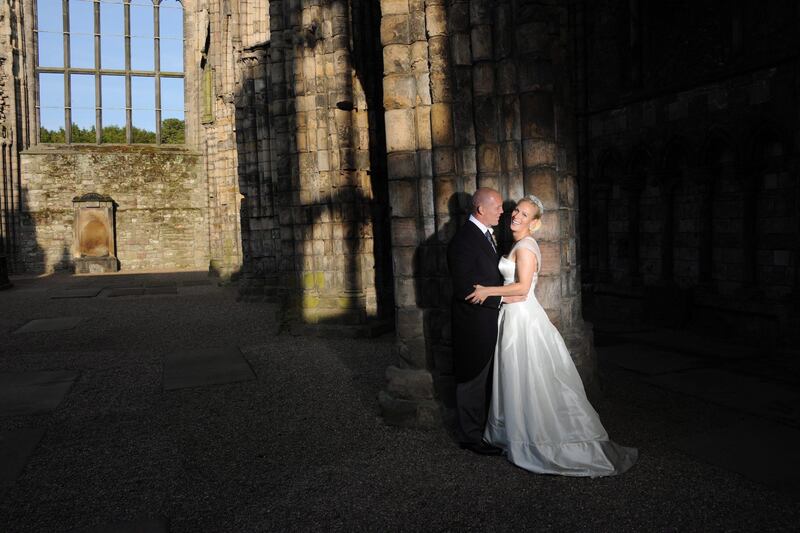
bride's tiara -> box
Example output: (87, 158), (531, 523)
(525, 194), (544, 215)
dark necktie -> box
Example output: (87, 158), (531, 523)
(485, 229), (496, 253)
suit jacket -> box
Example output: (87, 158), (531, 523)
(447, 220), (504, 383)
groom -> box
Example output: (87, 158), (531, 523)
(448, 187), (510, 455)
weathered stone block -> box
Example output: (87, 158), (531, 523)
(523, 140), (556, 168)
(383, 44), (411, 74)
(383, 75), (417, 109)
(425, 3), (447, 36)
(501, 142), (521, 172)
(395, 336), (428, 368)
(458, 146), (477, 175)
(396, 307), (425, 339)
(472, 62), (495, 96)
(409, 9), (427, 41)
(430, 103), (454, 146)
(518, 58), (554, 92)
(447, 1), (470, 32)
(477, 144), (501, 173)
(416, 107), (433, 150)
(387, 152), (418, 180)
(535, 274), (561, 311)
(381, 0), (410, 16)
(515, 22), (550, 54)
(558, 173), (577, 208)
(432, 147), (456, 176)
(388, 180), (419, 218)
(525, 167), (558, 209)
(450, 33), (472, 65)
(536, 210), (560, 241)
(384, 109), (417, 152)
(381, 14), (411, 45)
(539, 241), (561, 276)
(471, 25), (493, 61)
(392, 245), (416, 277)
(520, 91), (555, 140)
(434, 178), (457, 216)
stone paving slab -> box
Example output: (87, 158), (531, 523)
(0, 371), (80, 416)
(107, 288), (146, 297)
(597, 344), (707, 375)
(51, 288), (102, 299)
(83, 516), (170, 533)
(163, 348), (255, 390)
(0, 428), (46, 486)
(648, 368), (800, 425)
(145, 287), (178, 296)
(145, 281), (178, 288)
(181, 279), (213, 287)
(674, 417), (800, 494)
(14, 317), (84, 334)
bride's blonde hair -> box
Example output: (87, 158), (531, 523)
(518, 195), (543, 233)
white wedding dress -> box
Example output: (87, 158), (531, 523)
(484, 237), (637, 477)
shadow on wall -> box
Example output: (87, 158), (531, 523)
(12, 186), (50, 275)
(413, 192), (470, 411)
(233, 0), (393, 331)
(412, 193), (518, 419)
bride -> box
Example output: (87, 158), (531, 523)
(466, 195), (637, 477)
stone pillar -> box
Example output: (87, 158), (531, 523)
(201, 0), (245, 279)
(379, 0), (439, 427)
(381, 0), (597, 426)
(0, 0), (31, 274)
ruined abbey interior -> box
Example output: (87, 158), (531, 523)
(1, 0), (798, 427)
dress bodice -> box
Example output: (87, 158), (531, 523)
(499, 237), (541, 297)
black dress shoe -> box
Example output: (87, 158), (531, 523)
(460, 440), (503, 456)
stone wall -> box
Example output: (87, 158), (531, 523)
(579, 0), (800, 341)
(232, 0), (394, 328)
(2, 0), (217, 276)
(18, 146), (208, 273)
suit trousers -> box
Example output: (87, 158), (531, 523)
(456, 355), (494, 444)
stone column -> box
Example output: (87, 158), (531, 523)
(379, 0), (439, 427)
(381, 0), (597, 425)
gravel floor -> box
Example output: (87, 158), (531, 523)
(0, 273), (798, 532)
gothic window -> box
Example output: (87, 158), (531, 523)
(35, 0), (185, 144)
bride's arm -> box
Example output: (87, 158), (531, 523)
(466, 248), (537, 304)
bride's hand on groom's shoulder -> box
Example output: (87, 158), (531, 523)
(466, 284), (489, 304)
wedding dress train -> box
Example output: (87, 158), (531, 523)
(484, 237), (637, 477)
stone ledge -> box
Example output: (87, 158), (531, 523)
(22, 144), (203, 156)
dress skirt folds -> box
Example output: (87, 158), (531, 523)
(484, 239), (637, 477)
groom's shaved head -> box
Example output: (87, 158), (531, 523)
(472, 187), (500, 213)
(471, 187), (503, 227)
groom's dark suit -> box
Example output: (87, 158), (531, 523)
(448, 218), (504, 443)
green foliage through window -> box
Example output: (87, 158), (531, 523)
(161, 118), (185, 144)
(39, 121), (184, 145)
